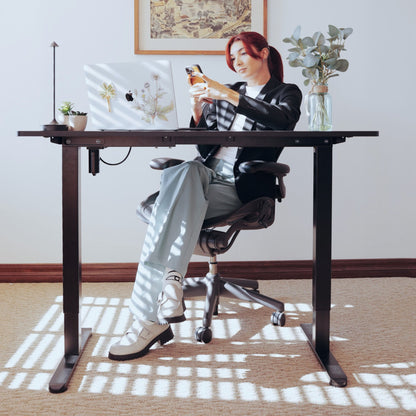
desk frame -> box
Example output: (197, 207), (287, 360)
(18, 130), (378, 392)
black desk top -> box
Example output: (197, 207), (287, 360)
(18, 129), (379, 148)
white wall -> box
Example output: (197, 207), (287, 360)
(1, 0), (415, 264)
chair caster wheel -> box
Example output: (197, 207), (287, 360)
(195, 326), (212, 343)
(271, 311), (286, 326)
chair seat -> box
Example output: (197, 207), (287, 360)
(137, 193), (275, 256)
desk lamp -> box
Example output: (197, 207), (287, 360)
(43, 41), (68, 131)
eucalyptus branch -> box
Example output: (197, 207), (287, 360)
(283, 25), (353, 87)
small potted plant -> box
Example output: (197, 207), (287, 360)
(283, 25), (353, 131)
(69, 110), (88, 131)
(58, 101), (88, 131)
(58, 101), (74, 127)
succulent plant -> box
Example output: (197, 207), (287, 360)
(58, 101), (74, 115)
(58, 101), (87, 116)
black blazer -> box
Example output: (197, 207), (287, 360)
(191, 75), (302, 203)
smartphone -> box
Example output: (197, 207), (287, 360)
(185, 64), (204, 85)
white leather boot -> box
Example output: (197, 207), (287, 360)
(157, 270), (186, 324)
(108, 319), (173, 361)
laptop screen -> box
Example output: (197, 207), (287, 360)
(84, 60), (178, 130)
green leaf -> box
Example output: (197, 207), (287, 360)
(302, 36), (315, 47)
(305, 46), (317, 54)
(303, 53), (320, 68)
(302, 68), (311, 78)
(302, 36), (315, 46)
(334, 59), (349, 72)
(283, 37), (297, 46)
(293, 25), (301, 41)
(341, 27), (353, 39)
(326, 49), (338, 59)
(328, 25), (340, 38)
(302, 67), (317, 79)
(288, 52), (300, 62)
(324, 57), (337, 68)
(288, 59), (302, 68)
(313, 32), (325, 46)
(317, 44), (329, 54)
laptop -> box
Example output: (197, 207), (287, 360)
(84, 60), (178, 130)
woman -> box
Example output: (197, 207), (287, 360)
(109, 32), (302, 361)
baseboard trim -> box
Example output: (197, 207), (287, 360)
(0, 259), (415, 283)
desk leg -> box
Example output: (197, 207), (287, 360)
(49, 145), (92, 393)
(300, 144), (347, 387)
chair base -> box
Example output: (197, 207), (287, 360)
(182, 257), (285, 343)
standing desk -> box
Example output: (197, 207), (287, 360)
(18, 129), (378, 392)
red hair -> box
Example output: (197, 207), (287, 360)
(225, 32), (284, 82)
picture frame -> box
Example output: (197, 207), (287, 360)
(134, 0), (267, 55)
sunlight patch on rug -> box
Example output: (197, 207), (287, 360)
(1, 293), (415, 411)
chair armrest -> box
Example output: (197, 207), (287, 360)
(238, 160), (290, 200)
(149, 158), (185, 170)
(238, 160), (290, 176)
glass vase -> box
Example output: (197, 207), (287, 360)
(306, 84), (332, 131)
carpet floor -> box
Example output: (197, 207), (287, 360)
(0, 278), (415, 415)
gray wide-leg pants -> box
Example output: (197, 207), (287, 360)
(130, 159), (243, 322)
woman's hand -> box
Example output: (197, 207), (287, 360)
(189, 82), (209, 124)
(194, 74), (240, 105)
(189, 74), (240, 124)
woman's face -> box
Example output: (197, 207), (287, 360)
(229, 40), (269, 85)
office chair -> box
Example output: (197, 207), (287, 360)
(137, 157), (288, 343)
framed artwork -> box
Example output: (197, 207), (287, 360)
(134, 0), (267, 55)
